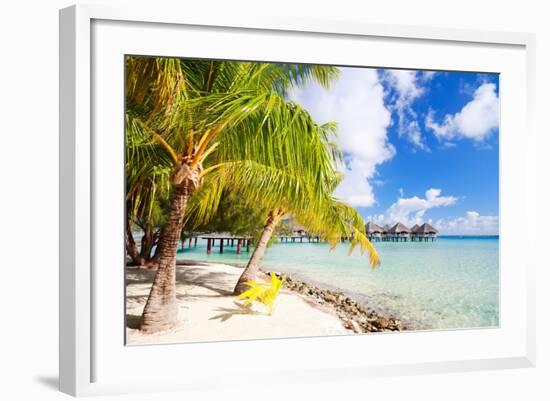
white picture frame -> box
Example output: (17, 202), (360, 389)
(59, 4), (536, 397)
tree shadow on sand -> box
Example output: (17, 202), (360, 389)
(126, 314), (142, 329)
(209, 302), (262, 322)
(126, 265), (250, 326)
(126, 266), (236, 297)
(125, 268), (156, 285)
(176, 260), (213, 267)
(175, 268), (235, 296)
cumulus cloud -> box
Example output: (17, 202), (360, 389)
(368, 188), (457, 227)
(425, 82), (499, 142)
(289, 67), (395, 207)
(435, 211), (499, 235)
(381, 70), (435, 150)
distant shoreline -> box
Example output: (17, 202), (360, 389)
(437, 235), (499, 239)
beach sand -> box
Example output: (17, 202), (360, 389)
(126, 261), (351, 345)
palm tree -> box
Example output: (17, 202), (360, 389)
(194, 154), (380, 295)
(236, 203), (380, 295)
(185, 108), (380, 295)
(126, 131), (171, 266)
(126, 57), (344, 333)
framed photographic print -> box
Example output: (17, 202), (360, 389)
(59, 4), (536, 396)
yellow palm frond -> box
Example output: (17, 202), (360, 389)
(236, 280), (267, 306)
(235, 272), (286, 315)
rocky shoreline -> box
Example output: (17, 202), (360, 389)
(263, 271), (406, 333)
(174, 260), (407, 333)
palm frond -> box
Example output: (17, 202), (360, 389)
(125, 55), (379, 269)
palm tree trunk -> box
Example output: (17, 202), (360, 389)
(149, 230), (162, 264)
(125, 222), (141, 265)
(140, 225), (153, 258)
(234, 208), (285, 295)
(139, 184), (191, 333)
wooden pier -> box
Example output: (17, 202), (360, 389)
(181, 235), (199, 250)
(200, 235), (252, 255)
(279, 235), (322, 243)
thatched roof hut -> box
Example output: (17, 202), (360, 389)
(365, 222), (384, 234)
(410, 224), (420, 233)
(288, 220), (308, 236)
(415, 223), (438, 235)
(389, 222), (410, 234)
(382, 224), (390, 234)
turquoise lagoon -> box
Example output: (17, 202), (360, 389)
(177, 236), (499, 331)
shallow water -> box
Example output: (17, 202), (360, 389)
(176, 236), (499, 330)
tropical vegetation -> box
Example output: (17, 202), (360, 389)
(125, 56), (379, 334)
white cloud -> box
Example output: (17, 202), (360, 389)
(381, 70), (435, 150)
(435, 211), (499, 235)
(383, 70), (424, 102)
(425, 82), (499, 142)
(289, 68), (395, 207)
(367, 190), (499, 235)
(404, 120), (424, 150)
(368, 188), (457, 227)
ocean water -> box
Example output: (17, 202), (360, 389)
(176, 236), (499, 331)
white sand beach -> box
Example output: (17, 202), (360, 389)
(126, 261), (351, 345)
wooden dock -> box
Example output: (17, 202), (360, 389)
(200, 235), (252, 255)
(279, 235), (321, 243)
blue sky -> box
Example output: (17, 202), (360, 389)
(290, 67), (499, 235)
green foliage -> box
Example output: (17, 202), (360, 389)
(183, 190), (268, 240)
(274, 219), (293, 237)
(184, 191), (296, 248)
(125, 55), (380, 269)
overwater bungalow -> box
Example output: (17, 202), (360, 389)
(365, 221), (439, 243)
(292, 225), (308, 237)
(279, 222), (317, 242)
(365, 222), (384, 241)
(382, 224), (391, 241)
(388, 222), (411, 242)
(410, 224), (420, 241)
(414, 223), (439, 241)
